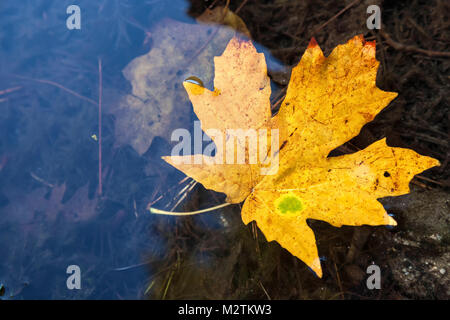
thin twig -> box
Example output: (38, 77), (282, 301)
(162, 270), (174, 299)
(259, 281), (271, 300)
(146, 177), (191, 209)
(98, 58), (103, 196)
(311, 0), (361, 36)
(380, 30), (450, 58)
(168, 181), (198, 212)
(182, 0), (231, 69)
(415, 175), (443, 186)
(12, 74), (98, 106)
(235, 0), (249, 14)
(271, 87), (287, 111)
(411, 179), (431, 189)
(208, 0), (221, 10)
(113, 261), (150, 271)
(30, 172), (55, 188)
(0, 86), (22, 95)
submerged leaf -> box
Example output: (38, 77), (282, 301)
(113, 8), (250, 155)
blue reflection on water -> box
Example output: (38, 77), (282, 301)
(0, 0), (284, 299)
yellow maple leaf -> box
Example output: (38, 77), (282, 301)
(162, 35), (440, 277)
(164, 37), (273, 203)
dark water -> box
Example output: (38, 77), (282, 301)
(0, 0), (295, 300)
(0, 0), (246, 299)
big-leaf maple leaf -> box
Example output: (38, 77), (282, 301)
(162, 35), (440, 277)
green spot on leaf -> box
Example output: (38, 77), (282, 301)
(276, 194), (304, 215)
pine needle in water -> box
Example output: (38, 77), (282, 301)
(149, 203), (231, 216)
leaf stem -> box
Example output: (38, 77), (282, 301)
(149, 203), (231, 216)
